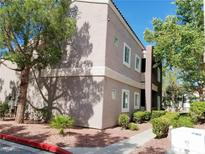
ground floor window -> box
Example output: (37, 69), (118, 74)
(134, 92), (140, 109)
(121, 89), (129, 112)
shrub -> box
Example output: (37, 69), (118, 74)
(50, 115), (74, 135)
(190, 101), (205, 123)
(118, 113), (130, 129)
(151, 110), (166, 119)
(133, 111), (146, 123)
(163, 112), (180, 124)
(172, 116), (194, 128)
(144, 111), (151, 121)
(0, 102), (9, 119)
(152, 117), (170, 138)
(128, 122), (138, 131)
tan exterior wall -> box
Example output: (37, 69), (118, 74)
(105, 6), (144, 84)
(102, 77), (141, 129)
(27, 75), (104, 129)
(0, 62), (19, 102)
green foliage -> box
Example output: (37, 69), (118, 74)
(133, 111), (146, 123)
(152, 117), (170, 138)
(118, 113), (130, 129)
(172, 116), (194, 128)
(190, 101), (205, 123)
(0, 0), (76, 123)
(128, 122), (138, 131)
(50, 115), (74, 135)
(144, 0), (205, 99)
(0, 0), (76, 69)
(0, 102), (9, 119)
(144, 111), (151, 121)
(162, 112), (180, 124)
(151, 110), (166, 119)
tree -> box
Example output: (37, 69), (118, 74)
(0, 0), (76, 123)
(162, 70), (185, 110)
(144, 0), (204, 99)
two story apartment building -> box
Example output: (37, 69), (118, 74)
(0, 0), (162, 129)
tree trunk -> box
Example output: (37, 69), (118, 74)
(45, 101), (53, 123)
(15, 66), (30, 123)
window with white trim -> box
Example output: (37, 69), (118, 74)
(157, 67), (161, 82)
(134, 92), (140, 109)
(135, 54), (141, 72)
(121, 89), (129, 112)
(123, 43), (131, 67)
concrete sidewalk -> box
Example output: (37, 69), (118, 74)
(65, 128), (155, 154)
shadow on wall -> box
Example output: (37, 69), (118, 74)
(0, 78), (3, 95)
(28, 21), (103, 127)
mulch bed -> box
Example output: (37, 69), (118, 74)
(0, 120), (151, 147)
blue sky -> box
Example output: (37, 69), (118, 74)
(113, 0), (176, 46)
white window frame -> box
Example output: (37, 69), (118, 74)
(134, 92), (140, 109)
(157, 67), (161, 82)
(123, 43), (131, 68)
(121, 89), (130, 112)
(135, 54), (141, 72)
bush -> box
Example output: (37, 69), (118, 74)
(151, 110), (166, 119)
(144, 111), (151, 121)
(50, 115), (74, 135)
(190, 101), (205, 123)
(133, 111), (146, 123)
(0, 102), (9, 119)
(118, 113), (130, 129)
(128, 122), (138, 131)
(152, 117), (170, 138)
(173, 116), (194, 128)
(163, 112), (180, 124)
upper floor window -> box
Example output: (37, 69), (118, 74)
(157, 67), (161, 82)
(135, 54), (141, 72)
(123, 43), (131, 67)
(134, 92), (140, 109)
(121, 89), (130, 112)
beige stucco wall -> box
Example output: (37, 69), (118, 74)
(0, 62), (19, 102)
(102, 77), (141, 129)
(105, 6), (144, 84)
(27, 75), (104, 129)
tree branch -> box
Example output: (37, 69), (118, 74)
(31, 67), (48, 102)
(0, 60), (22, 71)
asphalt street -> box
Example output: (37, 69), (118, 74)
(0, 139), (52, 154)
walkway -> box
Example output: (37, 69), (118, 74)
(0, 139), (52, 154)
(65, 128), (155, 154)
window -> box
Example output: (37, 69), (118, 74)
(112, 89), (117, 100)
(135, 54), (141, 72)
(157, 67), (161, 82)
(123, 43), (131, 67)
(121, 89), (130, 112)
(134, 92), (140, 109)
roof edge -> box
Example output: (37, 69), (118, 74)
(75, 0), (146, 50)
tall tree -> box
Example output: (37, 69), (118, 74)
(0, 0), (76, 123)
(144, 0), (204, 99)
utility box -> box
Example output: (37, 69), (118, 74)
(171, 127), (205, 154)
